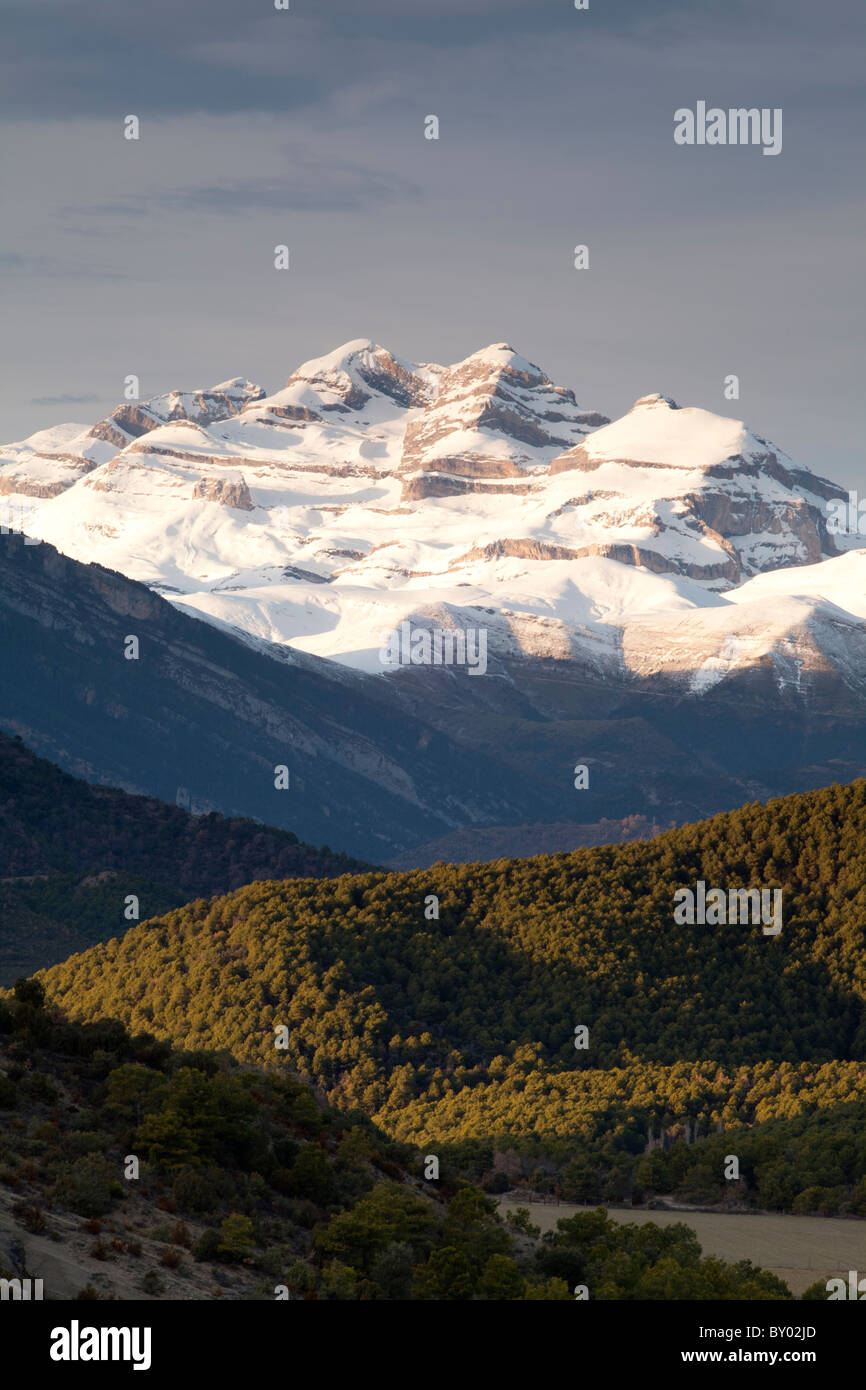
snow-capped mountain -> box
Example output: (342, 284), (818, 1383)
(1, 339), (859, 695)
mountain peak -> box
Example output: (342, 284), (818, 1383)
(279, 340), (433, 412)
(209, 376), (264, 396)
(398, 345), (601, 494)
(287, 338), (381, 381)
(1, 341), (851, 685)
(631, 392), (681, 411)
(452, 343), (547, 382)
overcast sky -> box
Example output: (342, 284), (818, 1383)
(2, 0), (864, 483)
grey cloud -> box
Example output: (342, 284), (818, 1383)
(0, 252), (131, 281)
(74, 166), (422, 219)
(30, 393), (100, 406)
(3, 0), (858, 119)
(0, 0), (863, 486)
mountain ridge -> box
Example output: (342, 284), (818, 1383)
(0, 529), (551, 861)
(0, 727), (371, 983)
(2, 339), (855, 692)
(5, 528), (866, 864)
(27, 776), (866, 1227)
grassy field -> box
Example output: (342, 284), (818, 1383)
(497, 1197), (866, 1297)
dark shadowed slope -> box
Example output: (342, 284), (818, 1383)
(0, 729), (372, 982)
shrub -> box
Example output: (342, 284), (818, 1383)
(504, 1207), (541, 1237)
(792, 1186), (843, 1216)
(52, 1155), (120, 1217)
(172, 1166), (221, 1214)
(478, 1253), (526, 1300)
(171, 1220), (192, 1248)
(13, 978), (46, 1009)
(217, 1212), (256, 1262)
(12, 1202), (47, 1233)
(21, 1072), (59, 1103)
(193, 1228), (221, 1263)
(482, 1170), (511, 1194)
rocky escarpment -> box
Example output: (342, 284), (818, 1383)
(0, 458), (99, 498)
(680, 488), (838, 569)
(400, 346), (606, 495)
(192, 475), (254, 510)
(452, 536), (740, 582)
(282, 342), (434, 414)
(551, 443), (653, 475)
(402, 474), (533, 500)
(86, 380), (266, 445)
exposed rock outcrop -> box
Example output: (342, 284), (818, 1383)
(192, 475), (254, 510)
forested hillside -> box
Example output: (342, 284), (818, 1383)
(0, 731), (369, 981)
(33, 780), (866, 1216)
(0, 980), (792, 1300)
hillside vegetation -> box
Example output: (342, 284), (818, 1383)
(0, 981), (793, 1300)
(0, 731), (369, 982)
(34, 780), (866, 1216)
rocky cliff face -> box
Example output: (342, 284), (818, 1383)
(547, 394), (846, 584)
(275, 341), (434, 419)
(91, 380), (267, 442)
(191, 474), (254, 510)
(398, 344), (606, 499)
